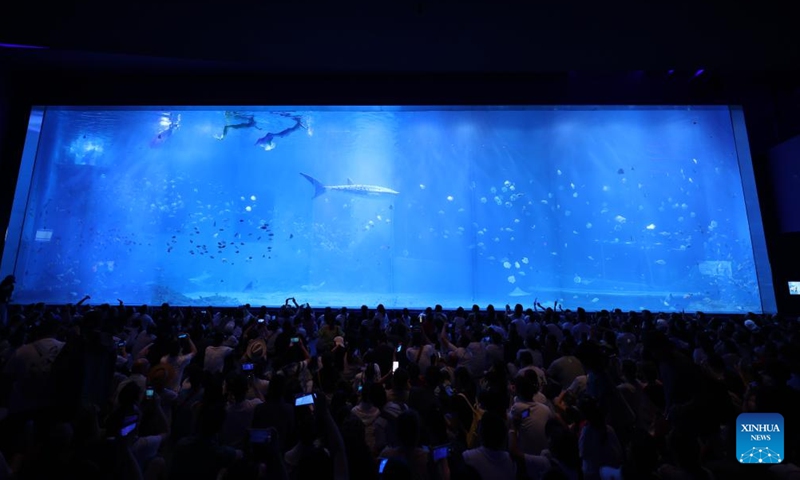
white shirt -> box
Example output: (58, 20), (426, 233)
(510, 315), (529, 337)
(3, 338), (65, 413)
(462, 446), (516, 480)
(406, 345), (436, 371)
(204, 345), (234, 374)
(525, 321), (542, 339)
(509, 400), (555, 455)
(160, 354), (194, 392)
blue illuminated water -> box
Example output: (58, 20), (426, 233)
(0, 106), (774, 312)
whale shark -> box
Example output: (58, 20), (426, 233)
(300, 173), (399, 198)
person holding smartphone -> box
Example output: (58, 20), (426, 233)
(350, 382), (383, 455)
(279, 335), (314, 394)
(221, 374), (264, 449)
(405, 331), (437, 372)
(317, 314), (344, 353)
(204, 332), (235, 375)
(159, 332), (197, 393)
(284, 389), (349, 480)
(509, 371), (555, 456)
(115, 382), (171, 477)
(378, 410), (450, 480)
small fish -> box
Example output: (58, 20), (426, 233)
(617, 168), (625, 174)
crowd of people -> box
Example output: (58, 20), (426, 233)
(0, 296), (797, 480)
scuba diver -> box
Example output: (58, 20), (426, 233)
(150, 112), (181, 148)
(255, 113), (308, 151)
(214, 111), (261, 140)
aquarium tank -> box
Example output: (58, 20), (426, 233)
(0, 106), (776, 312)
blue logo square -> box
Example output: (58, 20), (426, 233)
(736, 413), (784, 464)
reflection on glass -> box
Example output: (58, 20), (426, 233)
(0, 106), (774, 312)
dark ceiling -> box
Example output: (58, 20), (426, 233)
(1, 2), (799, 74)
(1, 2), (799, 148)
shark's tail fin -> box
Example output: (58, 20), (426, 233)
(300, 173), (326, 199)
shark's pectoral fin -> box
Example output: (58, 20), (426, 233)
(347, 178), (354, 185)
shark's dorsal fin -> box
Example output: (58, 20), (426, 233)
(347, 178), (354, 185)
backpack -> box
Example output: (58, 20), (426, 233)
(457, 393), (484, 449)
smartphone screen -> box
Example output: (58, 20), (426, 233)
(249, 428), (271, 444)
(444, 385), (454, 396)
(295, 394), (315, 407)
(120, 414), (138, 437)
(396, 344), (402, 353)
(178, 333), (188, 339)
(145, 387), (154, 398)
(378, 458), (389, 473)
(257, 318), (265, 323)
(521, 409), (530, 419)
(433, 444), (450, 461)
(291, 337), (299, 344)
(242, 363), (254, 371)
(392, 361), (399, 372)
(357, 384), (363, 392)
(120, 422), (137, 437)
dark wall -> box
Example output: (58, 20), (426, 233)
(0, 71), (30, 258)
(2, 3), (800, 72)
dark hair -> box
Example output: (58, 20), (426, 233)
(370, 382), (387, 409)
(547, 420), (580, 468)
(424, 365), (441, 388)
(226, 374), (248, 402)
(263, 374), (284, 401)
(118, 382), (142, 407)
(478, 410), (506, 449)
(198, 403), (226, 436)
(392, 368), (409, 391)
(396, 409), (421, 448)
(167, 339), (181, 357)
(519, 351), (534, 366)
(621, 359), (638, 382)
(364, 362), (379, 384)
(514, 370), (539, 400)
(381, 457), (413, 480)
(622, 431), (659, 476)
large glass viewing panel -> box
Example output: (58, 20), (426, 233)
(0, 106), (776, 312)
